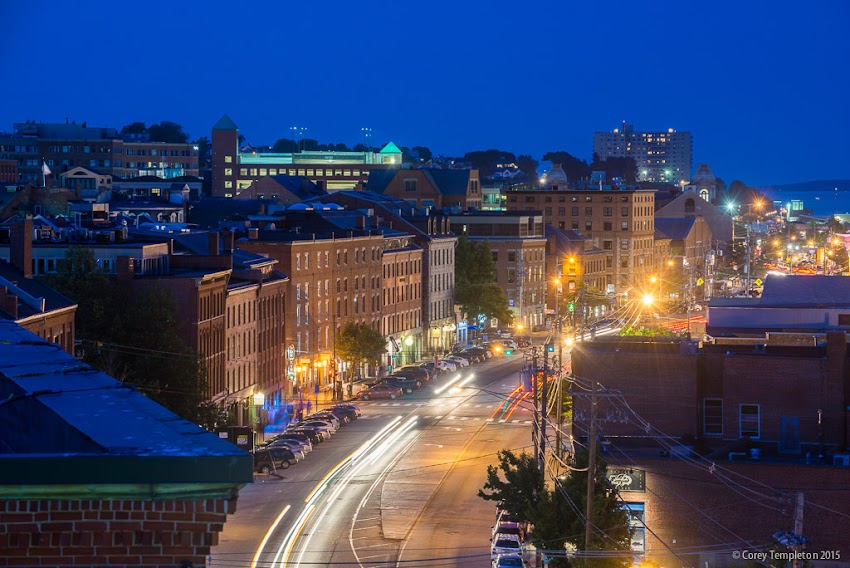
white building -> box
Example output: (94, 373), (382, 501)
(594, 121), (692, 184)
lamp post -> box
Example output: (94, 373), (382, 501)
(253, 392), (266, 446)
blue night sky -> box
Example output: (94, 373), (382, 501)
(1, 0), (848, 186)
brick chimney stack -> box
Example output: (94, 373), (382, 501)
(10, 218), (33, 278)
(208, 232), (220, 256)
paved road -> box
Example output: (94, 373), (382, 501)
(208, 354), (532, 568)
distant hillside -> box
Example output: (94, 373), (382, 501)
(759, 179), (850, 192)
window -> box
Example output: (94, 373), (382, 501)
(585, 207), (593, 217)
(492, 251), (499, 262)
(224, 168), (232, 176)
(603, 221), (612, 231)
(404, 179), (417, 191)
(224, 155), (233, 163)
(740, 405), (760, 438)
(603, 207), (612, 217)
(508, 251), (516, 262)
(703, 399), (723, 435)
(545, 207), (552, 215)
(571, 207), (579, 216)
(621, 207), (629, 216)
(621, 221), (629, 231)
(603, 240), (613, 250)
(584, 221), (592, 230)
(558, 207), (565, 216)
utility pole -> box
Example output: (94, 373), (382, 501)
(531, 348), (540, 472)
(540, 343), (548, 473)
(584, 379), (597, 556)
(792, 492), (804, 568)
(556, 284), (564, 461)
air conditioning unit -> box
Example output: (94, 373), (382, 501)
(833, 454), (850, 467)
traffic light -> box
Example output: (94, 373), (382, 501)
(505, 349), (513, 356)
(546, 344), (555, 353)
(568, 302), (575, 312)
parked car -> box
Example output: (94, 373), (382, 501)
(467, 346), (492, 359)
(418, 362), (442, 376)
(263, 438), (311, 455)
(295, 420), (336, 436)
(332, 403), (361, 417)
(253, 447), (297, 474)
(490, 534), (523, 559)
(492, 520), (524, 540)
(492, 554), (525, 567)
(328, 405), (359, 421)
(283, 427), (324, 444)
(356, 384), (403, 400)
(514, 336), (532, 348)
(305, 412), (341, 429)
(397, 366), (431, 382)
(265, 433), (314, 449)
(382, 375), (421, 394)
(436, 359), (458, 372)
(445, 355), (470, 367)
(310, 410), (347, 426)
(460, 350), (483, 363)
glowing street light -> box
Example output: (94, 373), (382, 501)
(642, 294), (654, 306)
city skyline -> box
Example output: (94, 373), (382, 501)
(1, 0), (848, 186)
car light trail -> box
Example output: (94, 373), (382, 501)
(457, 373), (476, 388)
(489, 386), (522, 420)
(275, 415), (418, 568)
(434, 373), (464, 394)
(504, 391), (530, 421)
(250, 504), (290, 568)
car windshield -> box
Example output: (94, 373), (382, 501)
(495, 539), (519, 549)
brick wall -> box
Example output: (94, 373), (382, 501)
(0, 497), (234, 567)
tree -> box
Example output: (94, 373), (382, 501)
(479, 448), (632, 568)
(40, 249), (217, 428)
(272, 138), (298, 153)
(589, 156), (638, 185)
(516, 154), (539, 178)
(412, 146), (432, 162)
(464, 149), (518, 178)
(542, 151), (590, 182)
(335, 321), (386, 378)
(121, 121), (148, 135)
(148, 120), (189, 143)
(194, 136), (211, 170)
(454, 236), (513, 326)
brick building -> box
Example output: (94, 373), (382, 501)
(0, 219), (77, 353)
(571, 333), (850, 558)
(0, 121), (199, 184)
(544, 225), (607, 319)
(366, 168), (483, 210)
(0, 321), (252, 568)
(448, 211), (547, 330)
(381, 232), (424, 368)
(506, 186), (657, 296)
(308, 191), (458, 355)
(0, 158), (17, 183)
(210, 114), (400, 197)
(237, 207), (386, 396)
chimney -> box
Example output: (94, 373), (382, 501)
(10, 218), (33, 278)
(248, 228), (259, 240)
(0, 287), (19, 319)
(208, 232), (220, 256)
(116, 256), (134, 281)
(358, 216), (366, 230)
(222, 229), (235, 253)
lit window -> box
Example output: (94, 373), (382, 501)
(224, 155), (233, 163)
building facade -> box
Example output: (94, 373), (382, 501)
(594, 121), (692, 184)
(449, 212), (547, 330)
(0, 121), (199, 184)
(210, 115), (401, 197)
(506, 187), (657, 296)
(544, 226), (608, 320)
(381, 234), (424, 368)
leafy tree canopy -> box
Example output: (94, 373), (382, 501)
(464, 149), (518, 178)
(516, 154), (539, 178)
(542, 151), (590, 182)
(120, 121), (148, 135)
(40, 248), (218, 428)
(335, 321), (386, 377)
(411, 146), (432, 162)
(589, 156), (639, 185)
(479, 448), (631, 568)
(455, 235), (513, 325)
(148, 121), (189, 143)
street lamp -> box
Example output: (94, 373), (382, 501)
(642, 293), (654, 306)
(253, 392), (266, 445)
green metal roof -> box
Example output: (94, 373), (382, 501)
(379, 141), (402, 154)
(213, 114), (239, 131)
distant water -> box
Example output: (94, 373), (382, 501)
(759, 187), (850, 217)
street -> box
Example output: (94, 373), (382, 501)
(209, 354), (532, 568)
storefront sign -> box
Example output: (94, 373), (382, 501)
(607, 468), (645, 492)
